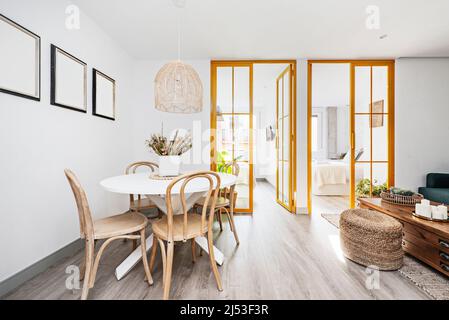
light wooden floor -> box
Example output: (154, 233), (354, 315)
(5, 182), (429, 300)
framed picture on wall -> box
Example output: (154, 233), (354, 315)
(0, 14), (40, 101)
(371, 99), (384, 128)
(92, 69), (115, 120)
(50, 44), (87, 113)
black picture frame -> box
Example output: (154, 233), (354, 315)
(0, 13), (41, 101)
(50, 44), (87, 113)
(92, 68), (116, 121)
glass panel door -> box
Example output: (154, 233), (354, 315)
(276, 66), (293, 210)
(212, 62), (253, 213)
(351, 62), (394, 206)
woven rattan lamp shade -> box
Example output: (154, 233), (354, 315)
(154, 61), (203, 113)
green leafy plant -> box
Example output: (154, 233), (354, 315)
(389, 187), (415, 196)
(356, 178), (387, 198)
(216, 150), (242, 173)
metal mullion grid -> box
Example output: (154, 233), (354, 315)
(369, 66), (373, 197)
(281, 76), (285, 204)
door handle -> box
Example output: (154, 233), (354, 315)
(440, 240), (449, 249)
(351, 132), (355, 150)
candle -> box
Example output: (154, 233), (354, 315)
(431, 206), (443, 220)
(438, 205), (448, 220)
(416, 203), (432, 218)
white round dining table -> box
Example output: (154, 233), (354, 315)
(99, 172), (236, 280)
(100, 172), (237, 195)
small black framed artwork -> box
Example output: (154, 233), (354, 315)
(92, 69), (116, 121)
(0, 14), (41, 101)
(50, 44), (87, 113)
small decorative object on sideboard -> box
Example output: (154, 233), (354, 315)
(146, 129), (192, 177)
(380, 187), (423, 206)
(414, 199), (448, 222)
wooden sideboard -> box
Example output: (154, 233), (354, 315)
(358, 198), (449, 277)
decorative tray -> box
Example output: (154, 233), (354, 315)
(380, 191), (423, 206)
(149, 173), (179, 180)
(411, 211), (449, 223)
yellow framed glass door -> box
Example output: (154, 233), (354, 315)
(211, 61), (253, 213)
(276, 66), (293, 210)
(350, 61), (395, 206)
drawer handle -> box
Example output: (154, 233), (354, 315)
(440, 252), (449, 261)
(441, 263), (449, 272)
(440, 240), (449, 248)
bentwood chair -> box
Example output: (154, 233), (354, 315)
(64, 169), (153, 300)
(149, 171), (222, 300)
(125, 161), (159, 212)
(195, 161), (240, 245)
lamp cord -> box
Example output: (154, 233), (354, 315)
(176, 4), (183, 61)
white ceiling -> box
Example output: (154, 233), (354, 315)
(73, 0), (449, 60)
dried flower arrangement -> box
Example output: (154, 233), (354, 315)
(146, 130), (192, 156)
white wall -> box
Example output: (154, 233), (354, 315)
(312, 63), (350, 107)
(0, 0), (135, 281)
(396, 58), (449, 191)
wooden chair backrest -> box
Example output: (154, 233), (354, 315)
(125, 161), (158, 203)
(64, 169), (94, 240)
(165, 171), (220, 242)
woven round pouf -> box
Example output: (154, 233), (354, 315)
(339, 208), (403, 270)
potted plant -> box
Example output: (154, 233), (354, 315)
(146, 130), (192, 176)
(356, 178), (387, 198)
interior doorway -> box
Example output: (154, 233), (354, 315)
(308, 60), (395, 214)
(211, 60), (297, 213)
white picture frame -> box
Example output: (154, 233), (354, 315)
(50, 45), (87, 113)
(92, 69), (116, 120)
(0, 14), (40, 101)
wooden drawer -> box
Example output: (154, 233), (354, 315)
(403, 239), (449, 277)
(402, 236), (440, 262)
(403, 230), (449, 255)
(401, 221), (449, 251)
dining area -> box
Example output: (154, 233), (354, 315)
(65, 132), (241, 300)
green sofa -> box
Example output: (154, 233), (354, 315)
(418, 173), (449, 204)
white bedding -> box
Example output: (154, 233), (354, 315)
(313, 161), (348, 187)
(312, 160), (364, 196)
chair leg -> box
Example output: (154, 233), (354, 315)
(79, 252), (86, 281)
(81, 239), (94, 300)
(191, 239), (196, 263)
(132, 231), (139, 251)
(140, 229), (153, 285)
(158, 238), (167, 287)
(217, 208), (223, 231)
(149, 235), (158, 272)
(89, 239), (111, 288)
(207, 232), (223, 291)
(163, 241), (174, 300)
(224, 207), (240, 245)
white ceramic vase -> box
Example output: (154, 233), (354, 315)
(158, 155), (181, 176)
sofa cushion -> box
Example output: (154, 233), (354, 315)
(426, 173), (449, 188)
(418, 187), (449, 204)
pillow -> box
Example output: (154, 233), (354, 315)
(342, 148), (364, 162)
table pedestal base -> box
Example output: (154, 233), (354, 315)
(115, 234), (224, 280)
